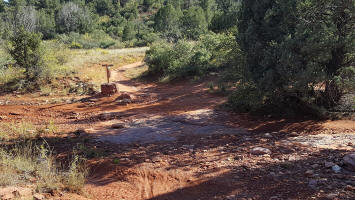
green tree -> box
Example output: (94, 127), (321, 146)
(8, 27), (43, 82)
(56, 2), (94, 34)
(153, 4), (182, 41)
(38, 10), (56, 39)
(181, 7), (208, 40)
(200, 0), (216, 25)
(0, 1), (6, 13)
(238, 0), (355, 111)
(122, 22), (135, 41)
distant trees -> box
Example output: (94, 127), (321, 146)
(181, 7), (208, 40)
(0, 0), (242, 45)
(16, 6), (37, 32)
(56, 2), (93, 34)
(154, 4), (182, 41)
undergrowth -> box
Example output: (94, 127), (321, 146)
(0, 141), (87, 193)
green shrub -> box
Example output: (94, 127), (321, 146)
(145, 33), (238, 80)
(70, 41), (83, 49)
(227, 83), (263, 112)
(7, 28), (43, 82)
(57, 30), (118, 49)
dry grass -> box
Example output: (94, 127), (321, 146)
(0, 142), (87, 193)
(124, 64), (149, 79)
(70, 47), (147, 86)
(1, 42), (148, 94)
(0, 119), (87, 193)
(0, 120), (61, 141)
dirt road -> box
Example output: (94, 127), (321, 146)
(0, 62), (354, 200)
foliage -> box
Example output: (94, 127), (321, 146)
(153, 4), (182, 41)
(235, 0), (355, 114)
(57, 30), (119, 49)
(0, 0), (239, 47)
(228, 83), (263, 113)
(0, 142), (87, 193)
(181, 7), (208, 40)
(56, 2), (94, 34)
(7, 27), (43, 83)
(145, 32), (238, 80)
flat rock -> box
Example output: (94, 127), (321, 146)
(251, 147), (271, 155)
(343, 153), (355, 171)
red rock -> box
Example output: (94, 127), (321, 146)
(101, 83), (118, 96)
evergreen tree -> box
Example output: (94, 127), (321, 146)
(200, 0), (216, 25)
(181, 6), (208, 40)
(122, 22), (135, 41)
(7, 27), (43, 82)
(154, 4), (182, 41)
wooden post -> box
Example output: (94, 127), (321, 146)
(102, 64), (114, 83)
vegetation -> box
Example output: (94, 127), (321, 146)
(0, 142), (87, 193)
(0, 120), (87, 193)
(144, 0), (354, 116)
(0, 0), (354, 115)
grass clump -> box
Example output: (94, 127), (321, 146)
(0, 142), (87, 193)
(0, 121), (38, 141)
(0, 120), (61, 141)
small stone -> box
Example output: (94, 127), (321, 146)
(18, 188), (33, 197)
(288, 155), (301, 161)
(251, 147), (271, 155)
(289, 132), (299, 137)
(325, 193), (337, 200)
(116, 93), (132, 100)
(73, 129), (87, 137)
(264, 133), (273, 138)
(89, 98), (99, 102)
(111, 123), (125, 129)
(33, 193), (45, 200)
(0, 187), (17, 199)
(344, 185), (355, 191)
(152, 157), (162, 163)
(1, 193), (15, 200)
(332, 165), (341, 173)
(308, 179), (318, 189)
(311, 164), (320, 169)
(343, 153), (355, 171)
(305, 170), (314, 176)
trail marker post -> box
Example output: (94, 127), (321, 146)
(100, 64), (117, 96)
(102, 64), (114, 83)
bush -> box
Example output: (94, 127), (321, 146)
(145, 33), (238, 80)
(7, 28), (43, 82)
(57, 30), (119, 49)
(227, 83), (263, 112)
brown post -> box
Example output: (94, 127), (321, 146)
(102, 64), (114, 83)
